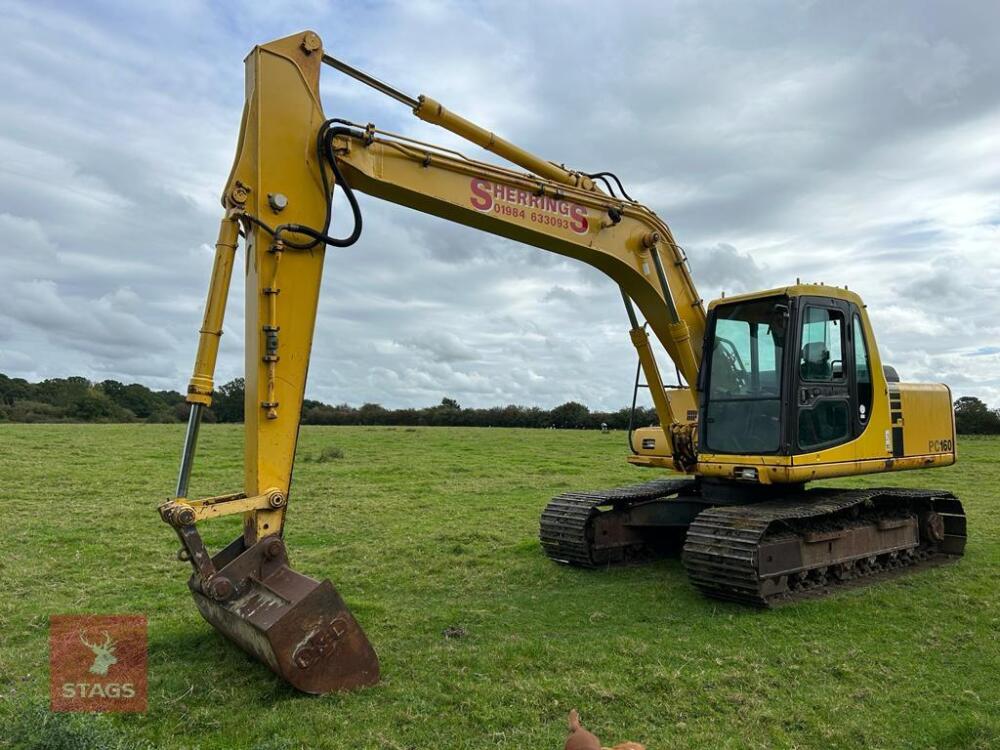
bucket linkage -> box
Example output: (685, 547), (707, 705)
(159, 496), (379, 694)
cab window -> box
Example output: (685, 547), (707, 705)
(799, 307), (845, 381)
(854, 314), (872, 424)
(796, 305), (850, 451)
(703, 298), (786, 454)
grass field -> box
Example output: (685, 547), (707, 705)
(0, 424), (997, 749)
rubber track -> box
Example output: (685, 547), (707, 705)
(539, 478), (696, 567)
(682, 487), (966, 606)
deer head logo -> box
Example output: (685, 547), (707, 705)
(79, 630), (118, 675)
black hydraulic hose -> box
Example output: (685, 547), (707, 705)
(246, 119), (364, 250)
(626, 354), (642, 456)
(592, 174), (619, 198)
(586, 171), (634, 202)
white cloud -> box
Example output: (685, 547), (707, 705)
(0, 0), (998, 408)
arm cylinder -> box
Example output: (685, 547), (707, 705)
(317, 53), (587, 190)
(413, 96), (586, 189)
(321, 53), (418, 108)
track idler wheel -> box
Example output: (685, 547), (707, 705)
(189, 535), (379, 694)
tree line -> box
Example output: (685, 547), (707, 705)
(1, 373), (997, 433)
(0, 374), (654, 429)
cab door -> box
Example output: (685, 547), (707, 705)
(793, 298), (854, 453)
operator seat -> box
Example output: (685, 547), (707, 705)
(800, 342), (831, 380)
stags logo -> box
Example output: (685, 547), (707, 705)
(50, 615), (147, 712)
(469, 178), (589, 234)
(80, 630), (118, 675)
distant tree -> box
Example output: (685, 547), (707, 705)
(34, 377), (91, 408)
(99, 380), (161, 418)
(0, 374), (31, 405)
(4, 400), (67, 422)
(549, 401), (590, 429)
(146, 389), (184, 422)
(954, 396), (1000, 434)
(522, 406), (547, 428)
(357, 402), (388, 425)
(0, 371), (667, 429)
(156, 389), (186, 406)
(99, 379), (126, 400)
(608, 407), (633, 430)
(213, 378), (245, 423)
(393, 407), (420, 426)
(70, 390), (126, 421)
(428, 397), (462, 426)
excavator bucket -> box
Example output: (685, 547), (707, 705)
(188, 534), (379, 694)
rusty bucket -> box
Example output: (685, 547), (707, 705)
(187, 534), (379, 694)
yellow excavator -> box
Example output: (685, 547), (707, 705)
(159, 31), (966, 694)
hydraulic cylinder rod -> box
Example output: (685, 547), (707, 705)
(320, 53), (419, 108)
(175, 403), (202, 498)
(320, 54), (588, 190)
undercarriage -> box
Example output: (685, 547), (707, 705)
(539, 479), (966, 606)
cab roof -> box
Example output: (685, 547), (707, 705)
(706, 283), (865, 311)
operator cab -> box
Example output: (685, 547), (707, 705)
(699, 286), (874, 457)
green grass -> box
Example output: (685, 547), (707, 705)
(0, 425), (997, 749)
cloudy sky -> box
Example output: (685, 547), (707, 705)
(2, 0), (998, 410)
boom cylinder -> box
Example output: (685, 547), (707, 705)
(628, 324), (678, 445)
